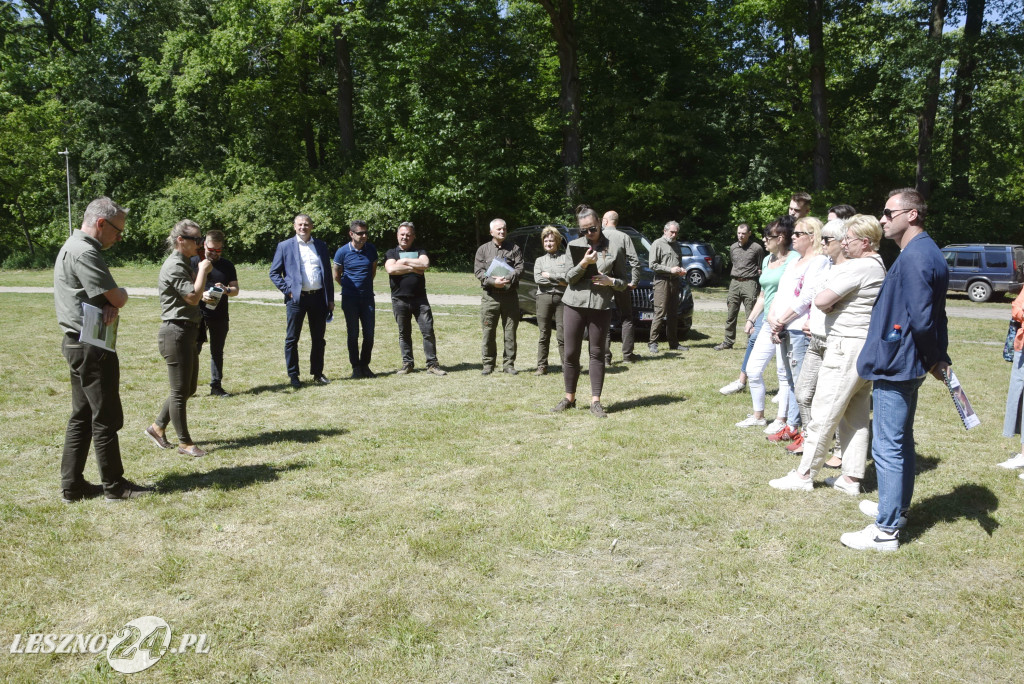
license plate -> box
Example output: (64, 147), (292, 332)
(639, 312), (654, 321)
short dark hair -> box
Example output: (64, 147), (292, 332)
(205, 229), (225, 244)
(790, 191), (811, 207)
(767, 214), (795, 249)
(350, 219), (367, 231)
(827, 204), (856, 220)
(887, 188), (927, 219)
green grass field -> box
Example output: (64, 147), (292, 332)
(1, 273), (1022, 682)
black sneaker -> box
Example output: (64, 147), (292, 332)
(350, 366), (366, 379)
(210, 386), (231, 397)
(551, 397), (576, 412)
(104, 478), (155, 502)
(61, 481), (104, 503)
(590, 401), (608, 418)
(362, 366), (377, 379)
(289, 376), (302, 389)
(313, 374), (331, 385)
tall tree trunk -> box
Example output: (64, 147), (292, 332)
(334, 24), (355, 160)
(536, 0), (581, 202)
(297, 75), (319, 170)
(951, 0), (985, 199)
(915, 0), (947, 198)
(807, 0), (829, 191)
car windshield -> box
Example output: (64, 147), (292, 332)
(631, 235), (651, 261)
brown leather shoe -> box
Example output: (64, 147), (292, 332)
(145, 425), (172, 450)
(178, 444), (207, 458)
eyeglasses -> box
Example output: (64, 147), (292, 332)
(765, 234), (780, 241)
(792, 231), (810, 238)
(821, 237), (836, 245)
(180, 235), (203, 244)
(882, 208), (913, 220)
(841, 234), (867, 243)
(204, 246), (223, 254)
(583, 227), (600, 235)
(351, 231), (368, 236)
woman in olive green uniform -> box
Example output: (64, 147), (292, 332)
(145, 220), (213, 457)
(533, 226), (571, 375)
(552, 208), (630, 418)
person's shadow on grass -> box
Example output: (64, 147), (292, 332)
(905, 483), (999, 539)
(858, 454), (941, 494)
(208, 427), (347, 452)
(606, 393), (688, 413)
(155, 461), (310, 494)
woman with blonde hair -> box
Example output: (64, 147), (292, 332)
(760, 216), (829, 443)
(534, 225), (570, 374)
(770, 214), (886, 493)
(145, 219), (213, 458)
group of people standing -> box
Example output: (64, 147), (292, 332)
(714, 189), (951, 551)
(53, 191), (963, 553)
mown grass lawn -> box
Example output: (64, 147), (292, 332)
(1, 280), (1022, 682)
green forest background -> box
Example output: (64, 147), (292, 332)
(2, 0), (1022, 268)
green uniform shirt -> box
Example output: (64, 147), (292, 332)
(561, 235), (629, 310)
(53, 229), (119, 335)
(158, 252), (201, 323)
(649, 236), (682, 276)
(534, 252), (571, 294)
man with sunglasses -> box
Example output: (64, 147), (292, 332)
(190, 230), (239, 396)
(842, 188), (950, 552)
(333, 220), (378, 379)
(270, 214), (335, 388)
(54, 197), (152, 501)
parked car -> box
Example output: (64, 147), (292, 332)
(941, 243), (1024, 302)
(506, 224), (695, 340)
(678, 241), (724, 288)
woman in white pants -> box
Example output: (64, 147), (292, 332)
(768, 215), (886, 494)
(735, 216), (797, 428)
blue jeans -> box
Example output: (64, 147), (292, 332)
(342, 292), (375, 369)
(741, 313), (764, 374)
(872, 378), (925, 532)
(1003, 350), (1024, 440)
(780, 330), (809, 427)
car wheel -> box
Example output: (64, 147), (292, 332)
(967, 281), (992, 303)
(687, 269), (707, 288)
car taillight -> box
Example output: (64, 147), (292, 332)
(704, 256), (713, 267)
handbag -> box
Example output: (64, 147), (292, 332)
(1004, 319), (1019, 362)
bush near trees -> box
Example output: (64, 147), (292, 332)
(2, 0), (1023, 268)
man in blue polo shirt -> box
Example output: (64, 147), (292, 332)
(333, 220), (378, 378)
(842, 188), (950, 552)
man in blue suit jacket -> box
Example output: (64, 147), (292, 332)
(269, 214), (335, 388)
(842, 188), (950, 552)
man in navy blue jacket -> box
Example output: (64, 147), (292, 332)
(843, 188), (950, 552)
(270, 214), (336, 388)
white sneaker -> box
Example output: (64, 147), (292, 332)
(825, 475), (860, 496)
(771, 392), (781, 404)
(1019, 472), (1024, 481)
(769, 470), (813, 492)
(735, 414), (767, 428)
(763, 418), (786, 434)
(996, 453), (1024, 469)
(858, 499), (906, 529)
(840, 524), (899, 552)
(719, 380), (746, 395)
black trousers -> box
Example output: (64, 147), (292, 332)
(562, 306), (611, 398)
(285, 291), (328, 379)
(61, 335), (125, 491)
(155, 321), (200, 444)
(197, 318), (229, 388)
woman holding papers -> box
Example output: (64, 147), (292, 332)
(145, 220), (213, 458)
(551, 207), (630, 418)
(533, 225), (570, 375)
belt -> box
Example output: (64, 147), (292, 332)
(164, 319), (198, 328)
(732, 276), (756, 282)
(300, 288), (323, 296)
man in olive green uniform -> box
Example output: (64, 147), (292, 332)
(601, 210), (642, 363)
(54, 197), (152, 502)
(648, 221), (685, 354)
(473, 218), (524, 374)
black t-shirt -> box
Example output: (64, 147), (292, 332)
(386, 247), (428, 300)
(190, 255), (238, 321)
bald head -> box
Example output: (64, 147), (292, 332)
(602, 211), (619, 228)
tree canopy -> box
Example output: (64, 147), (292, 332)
(2, 0), (1022, 266)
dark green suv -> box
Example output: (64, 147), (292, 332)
(941, 244), (1024, 302)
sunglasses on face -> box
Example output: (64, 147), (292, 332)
(181, 235), (203, 244)
(351, 231), (368, 236)
(792, 231), (810, 238)
(821, 237), (836, 245)
(882, 208), (912, 220)
(583, 227), (600, 234)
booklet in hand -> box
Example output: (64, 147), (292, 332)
(485, 257), (515, 280)
(79, 303), (118, 352)
(944, 369), (980, 430)
(569, 244), (598, 279)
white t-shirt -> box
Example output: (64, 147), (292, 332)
(824, 255), (886, 338)
(770, 254), (831, 332)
